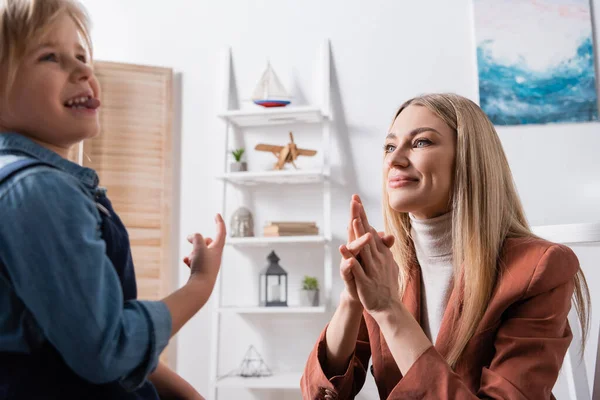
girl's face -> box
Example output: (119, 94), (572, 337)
(0, 14), (100, 157)
(383, 105), (457, 220)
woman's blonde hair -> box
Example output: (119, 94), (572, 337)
(0, 0), (92, 96)
(383, 93), (590, 368)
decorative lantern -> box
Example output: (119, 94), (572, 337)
(259, 251), (288, 307)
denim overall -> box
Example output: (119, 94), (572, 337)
(0, 159), (160, 400)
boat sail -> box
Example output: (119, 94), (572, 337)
(252, 62), (291, 107)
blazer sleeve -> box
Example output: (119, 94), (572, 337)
(388, 244), (578, 400)
(300, 314), (372, 399)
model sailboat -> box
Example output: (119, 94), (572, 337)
(252, 62), (291, 107)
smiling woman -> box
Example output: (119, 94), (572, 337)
(383, 107), (456, 221)
(301, 93), (591, 399)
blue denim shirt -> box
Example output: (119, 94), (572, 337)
(0, 133), (172, 390)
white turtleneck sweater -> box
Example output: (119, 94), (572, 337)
(410, 212), (454, 344)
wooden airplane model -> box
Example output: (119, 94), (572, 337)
(255, 132), (317, 170)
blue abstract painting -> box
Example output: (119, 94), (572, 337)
(473, 0), (598, 125)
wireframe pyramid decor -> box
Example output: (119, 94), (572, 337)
(252, 62), (291, 108)
(219, 345), (273, 379)
(238, 345), (272, 377)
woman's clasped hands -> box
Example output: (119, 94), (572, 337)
(338, 195), (403, 315)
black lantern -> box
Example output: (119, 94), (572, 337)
(259, 251), (288, 307)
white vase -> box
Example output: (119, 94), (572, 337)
(230, 161), (247, 172)
(300, 289), (319, 307)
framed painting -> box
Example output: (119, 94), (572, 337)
(474, 0), (598, 125)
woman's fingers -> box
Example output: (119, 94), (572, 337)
(344, 233), (372, 256)
(352, 219), (375, 273)
(341, 257), (367, 285)
(339, 244), (354, 260)
(350, 255), (368, 283)
(381, 233), (395, 248)
(376, 231), (395, 248)
(355, 200), (390, 253)
(352, 198), (388, 253)
(348, 197), (360, 243)
(351, 216), (368, 261)
(366, 227), (380, 254)
(352, 195), (371, 229)
(340, 257), (354, 281)
(347, 219), (355, 244)
(351, 200), (367, 231)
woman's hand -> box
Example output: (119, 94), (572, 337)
(340, 197), (401, 314)
(339, 196), (396, 309)
(339, 196), (432, 376)
(339, 196), (363, 306)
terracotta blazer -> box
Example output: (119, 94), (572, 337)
(301, 238), (578, 399)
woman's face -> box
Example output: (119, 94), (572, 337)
(383, 105), (456, 220)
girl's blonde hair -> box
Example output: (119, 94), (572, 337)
(383, 93), (590, 368)
(0, 0), (92, 95)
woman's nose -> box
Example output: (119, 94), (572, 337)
(387, 148), (410, 169)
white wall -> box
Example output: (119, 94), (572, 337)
(80, 0), (600, 398)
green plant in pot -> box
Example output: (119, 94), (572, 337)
(230, 148), (247, 172)
(301, 275), (319, 307)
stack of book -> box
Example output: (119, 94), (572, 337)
(263, 221), (319, 237)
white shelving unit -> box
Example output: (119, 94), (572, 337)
(209, 40), (333, 400)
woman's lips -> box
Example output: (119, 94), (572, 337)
(388, 176), (419, 188)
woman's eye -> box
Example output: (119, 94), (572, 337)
(76, 55), (87, 63)
(414, 138), (432, 148)
(40, 53), (58, 62)
(383, 144), (396, 153)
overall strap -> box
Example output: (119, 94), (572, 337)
(0, 158), (51, 185)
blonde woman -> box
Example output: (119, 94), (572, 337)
(301, 93), (590, 399)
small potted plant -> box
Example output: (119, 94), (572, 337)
(230, 148), (247, 172)
(300, 276), (319, 307)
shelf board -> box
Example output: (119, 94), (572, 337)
(219, 306), (326, 314)
(218, 106), (325, 127)
(227, 235), (328, 247)
(217, 169), (326, 185)
(216, 372), (301, 389)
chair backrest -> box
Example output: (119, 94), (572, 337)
(560, 310), (592, 400)
(533, 223), (600, 400)
(592, 326), (600, 400)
